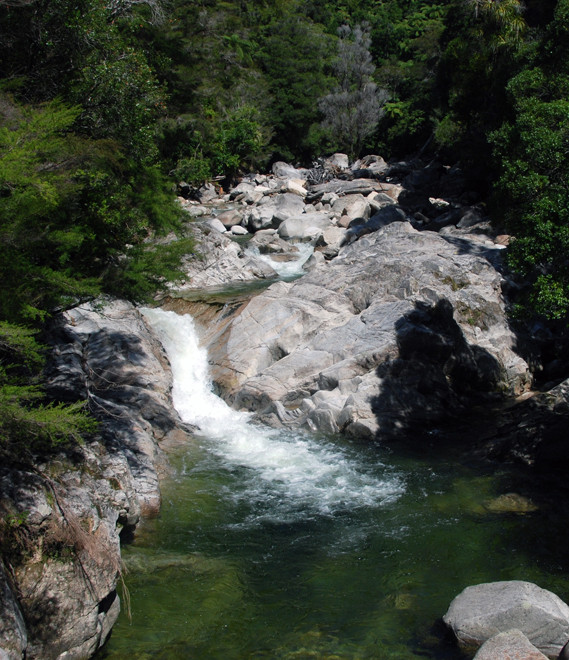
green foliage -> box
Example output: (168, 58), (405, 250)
(73, 46), (166, 163)
(0, 389), (96, 457)
(210, 106), (268, 177)
(0, 323), (96, 460)
(489, 0), (569, 321)
(258, 14), (335, 161)
(172, 156), (212, 186)
(0, 96), (101, 323)
(434, 0), (528, 175)
(319, 23), (388, 160)
(104, 237), (196, 301)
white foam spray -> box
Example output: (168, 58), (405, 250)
(142, 307), (403, 522)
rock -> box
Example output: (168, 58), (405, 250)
(0, 298), (198, 658)
(320, 190), (337, 203)
(180, 201), (208, 217)
(202, 221), (530, 438)
(277, 212), (334, 242)
(229, 181), (257, 200)
(307, 178), (392, 201)
(473, 629), (548, 660)
(368, 191), (395, 211)
(443, 581), (569, 658)
(47, 298), (189, 516)
(231, 225), (248, 236)
(196, 182), (219, 203)
(351, 155), (389, 178)
(273, 192), (306, 222)
(217, 208), (244, 228)
(245, 193), (306, 231)
(0, 563), (27, 659)
(458, 207), (487, 229)
(483, 493), (538, 514)
(332, 194), (370, 226)
(403, 161), (445, 191)
(249, 229), (294, 254)
(397, 189), (435, 215)
(317, 225), (347, 258)
(205, 217), (227, 233)
(177, 181), (191, 198)
(345, 205), (409, 241)
(282, 179), (308, 198)
(246, 202), (278, 231)
(178, 225), (277, 288)
(272, 161), (308, 179)
(327, 153), (349, 169)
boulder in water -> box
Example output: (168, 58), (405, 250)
(473, 629), (548, 660)
(443, 581), (569, 658)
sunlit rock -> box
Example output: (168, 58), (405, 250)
(444, 581), (569, 658)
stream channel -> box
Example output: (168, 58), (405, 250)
(98, 247), (569, 659)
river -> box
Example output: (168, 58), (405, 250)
(96, 278), (569, 659)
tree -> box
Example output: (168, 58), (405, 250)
(431, 0), (528, 190)
(319, 23), (388, 160)
(490, 0), (569, 321)
(259, 13), (334, 161)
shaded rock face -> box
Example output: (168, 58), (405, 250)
(0, 563), (26, 659)
(201, 221), (530, 439)
(443, 581), (569, 658)
(0, 300), (193, 659)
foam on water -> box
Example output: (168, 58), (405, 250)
(142, 307), (403, 521)
(244, 242), (314, 279)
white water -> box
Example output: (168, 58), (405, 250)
(142, 307), (403, 522)
(244, 242), (314, 279)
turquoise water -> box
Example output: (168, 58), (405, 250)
(96, 309), (569, 660)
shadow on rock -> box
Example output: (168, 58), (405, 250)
(370, 299), (504, 445)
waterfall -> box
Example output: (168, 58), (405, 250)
(142, 307), (403, 523)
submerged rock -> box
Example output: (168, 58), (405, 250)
(483, 493), (538, 514)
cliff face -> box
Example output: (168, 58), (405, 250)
(0, 300), (194, 659)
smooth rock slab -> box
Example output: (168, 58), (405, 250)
(473, 629), (548, 660)
(443, 581), (569, 658)
(204, 221), (530, 439)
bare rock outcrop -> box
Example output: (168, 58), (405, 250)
(0, 300), (193, 659)
(202, 221), (530, 439)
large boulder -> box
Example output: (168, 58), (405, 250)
(200, 221), (530, 439)
(473, 629), (548, 660)
(245, 192), (306, 231)
(443, 581), (569, 658)
(277, 212), (334, 242)
(272, 161), (309, 180)
(332, 193), (370, 226)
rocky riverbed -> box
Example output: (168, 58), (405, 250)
(2, 154), (569, 659)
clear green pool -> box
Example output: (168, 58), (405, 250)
(97, 433), (568, 660)
(96, 308), (569, 660)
